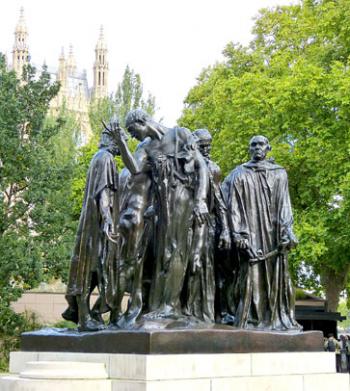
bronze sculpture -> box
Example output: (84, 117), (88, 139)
(184, 129), (230, 322)
(114, 110), (210, 326)
(63, 114), (301, 333)
(62, 121), (121, 331)
(222, 135), (301, 331)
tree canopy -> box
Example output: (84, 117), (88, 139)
(0, 57), (77, 332)
(179, 0), (350, 310)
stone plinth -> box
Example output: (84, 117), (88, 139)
(1, 350), (348, 391)
(0, 360), (111, 391)
(2, 328), (348, 390)
(21, 327), (324, 354)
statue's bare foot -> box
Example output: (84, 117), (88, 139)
(78, 318), (105, 332)
(143, 305), (181, 320)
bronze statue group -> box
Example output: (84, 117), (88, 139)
(62, 109), (302, 333)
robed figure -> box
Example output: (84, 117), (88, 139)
(147, 125), (209, 319)
(184, 129), (230, 322)
(222, 135), (301, 331)
(63, 122), (121, 331)
(114, 110), (210, 326)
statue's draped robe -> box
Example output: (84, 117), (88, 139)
(147, 127), (202, 317)
(66, 149), (119, 313)
(185, 159), (226, 322)
(222, 160), (300, 330)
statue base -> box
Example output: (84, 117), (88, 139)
(21, 327), (324, 354)
(2, 349), (347, 391)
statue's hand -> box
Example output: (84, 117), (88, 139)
(279, 236), (298, 252)
(109, 117), (128, 142)
(218, 229), (231, 250)
(103, 217), (114, 236)
(279, 230), (298, 251)
(288, 232), (298, 249)
(109, 115), (120, 131)
(191, 253), (201, 274)
(234, 235), (249, 249)
(113, 125), (124, 142)
(193, 201), (209, 225)
(144, 205), (155, 219)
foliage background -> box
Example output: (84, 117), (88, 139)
(179, 0), (350, 311)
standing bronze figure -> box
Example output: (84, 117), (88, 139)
(184, 129), (230, 322)
(115, 110), (210, 325)
(62, 121), (121, 331)
(222, 135), (301, 331)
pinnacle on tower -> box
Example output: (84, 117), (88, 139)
(66, 44), (76, 76)
(96, 25), (107, 50)
(59, 46), (65, 61)
(57, 47), (67, 87)
(16, 7), (26, 33)
(93, 26), (109, 100)
(12, 7), (29, 79)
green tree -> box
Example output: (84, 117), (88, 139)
(179, 0), (350, 311)
(89, 97), (115, 139)
(0, 57), (77, 332)
(115, 65), (156, 126)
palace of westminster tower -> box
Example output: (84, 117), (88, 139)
(10, 8), (109, 144)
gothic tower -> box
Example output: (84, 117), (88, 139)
(93, 26), (109, 99)
(66, 44), (77, 77)
(57, 47), (66, 87)
(12, 7), (29, 79)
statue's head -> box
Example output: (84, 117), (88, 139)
(99, 132), (119, 156)
(193, 129), (212, 158)
(249, 135), (271, 162)
(125, 109), (152, 141)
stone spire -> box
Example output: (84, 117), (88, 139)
(57, 47), (67, 89)
(93, 26), (109, 99)
(12, 7), (30, 79)
(66, 44), (77, 77)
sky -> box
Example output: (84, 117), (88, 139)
(0, 0), (298, 125)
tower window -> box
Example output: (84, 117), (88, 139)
(102, 72), (105, 85)
(18, 55), (20, 60)
(98, 71), (101, 86)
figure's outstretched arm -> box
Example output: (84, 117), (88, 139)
(116, 132), (140, 175)
(104, 118), (140, 175)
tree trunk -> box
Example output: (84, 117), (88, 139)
(321, 268), (349, 312)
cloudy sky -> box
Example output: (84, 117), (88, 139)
(0, 0), (298, 124)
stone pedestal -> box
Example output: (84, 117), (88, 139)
(1, 350), (349, 391)
(0, 360), (111, 391)
(1, 328), (348, 390)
